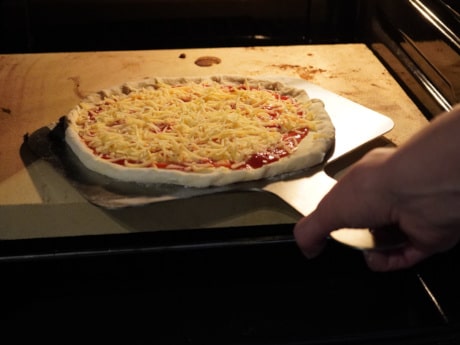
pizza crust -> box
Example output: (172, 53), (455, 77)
(65, 76), (335, 187)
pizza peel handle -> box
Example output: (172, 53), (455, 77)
(329, 226), (407, 251)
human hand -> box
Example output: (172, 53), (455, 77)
(294, 105), (460, 271)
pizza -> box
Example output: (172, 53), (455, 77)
(64, 76), (335, 187)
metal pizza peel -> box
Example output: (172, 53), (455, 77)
(26, 77), (402, 250)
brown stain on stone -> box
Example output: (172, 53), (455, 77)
(194, 56), (222, 67)
(68, 76), (86, 99)
(1, 107), (12, 115)
(270, 64), (326, 80)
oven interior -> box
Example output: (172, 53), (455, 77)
(1, 0), (459, 344)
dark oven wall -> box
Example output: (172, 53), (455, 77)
(359, 0), (460, 118)
(1, 0), (360, 53)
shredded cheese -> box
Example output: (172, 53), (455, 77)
(73, 80), (314, 171)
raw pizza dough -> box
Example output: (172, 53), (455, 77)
(65, 76), (335, 187)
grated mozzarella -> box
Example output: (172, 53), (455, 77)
(73, 80), (315, 170)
